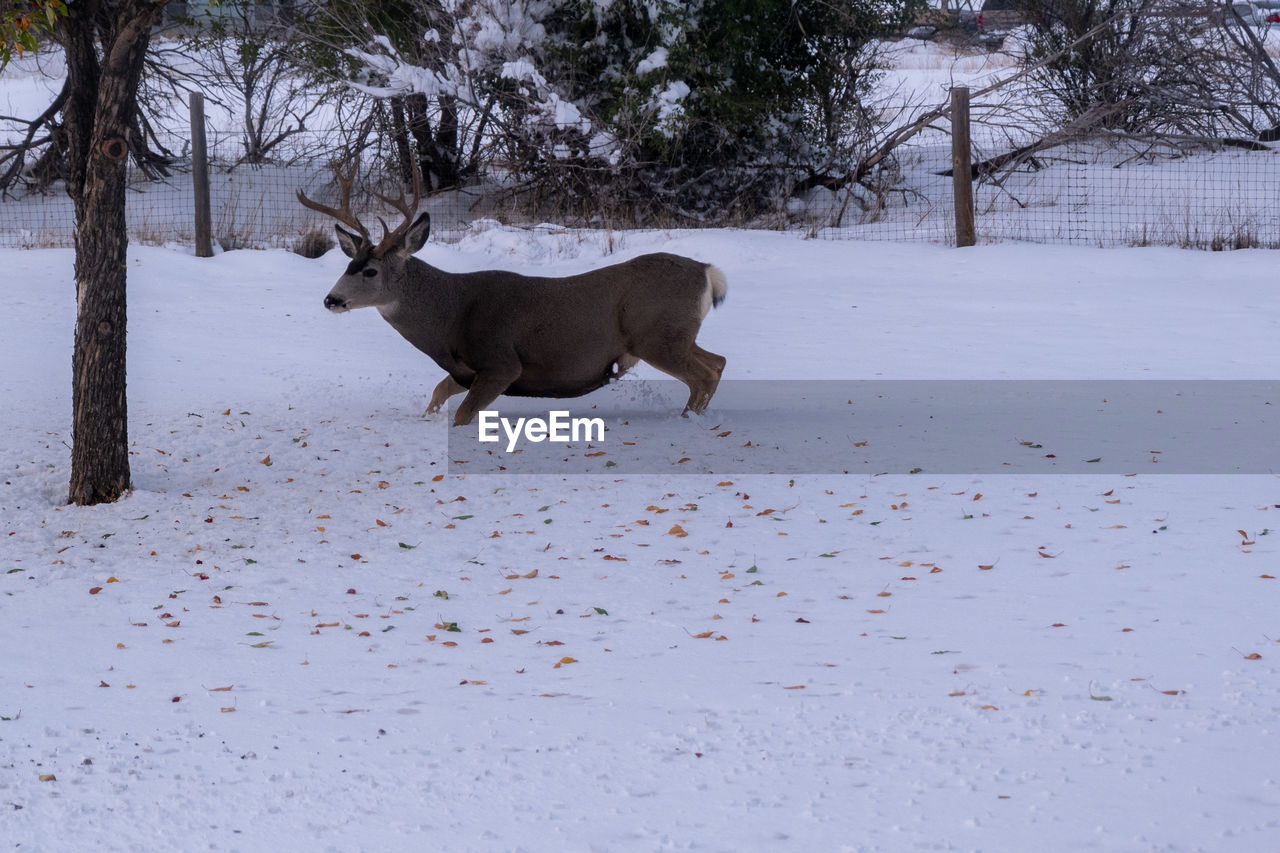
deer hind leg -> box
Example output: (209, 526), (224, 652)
(425, 375), (467, 417)
(633, 337), (726, 416)
(690, 345), (726, 411)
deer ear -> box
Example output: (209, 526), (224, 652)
(405, 212), (431, 254)
(334, 224), (362, 258)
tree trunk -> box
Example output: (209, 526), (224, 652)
(61, 0), (169, 506)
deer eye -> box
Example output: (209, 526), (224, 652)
(362, 268), (378, 278)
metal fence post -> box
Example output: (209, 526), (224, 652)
(951, 86), (976, 248)
(190, 92), (213, 257)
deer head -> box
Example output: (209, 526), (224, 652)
(297, 161), (428, 313)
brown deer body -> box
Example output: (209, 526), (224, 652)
(299, 168), (727, 426)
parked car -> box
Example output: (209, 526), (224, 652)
(957, 0), (1026, 48)
(1228, 0), (1280, 25)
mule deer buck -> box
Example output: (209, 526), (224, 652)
(298, 165), (727, 426)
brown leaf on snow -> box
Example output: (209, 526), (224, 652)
(668, 524), (689, 538)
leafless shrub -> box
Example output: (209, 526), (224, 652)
(292, 226), (334, 258)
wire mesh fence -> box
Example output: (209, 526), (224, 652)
(2, 124), (1279, 251)
(812, 126), (1280, 249)
(0, 130), (493, 251)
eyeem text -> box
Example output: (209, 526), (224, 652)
(477, 410), (606, 452)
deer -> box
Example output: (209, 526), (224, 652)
(298, 164), (728, 427)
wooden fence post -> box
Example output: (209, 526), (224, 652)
(950, 86), (976, 248)
(190, 92), (213, 257)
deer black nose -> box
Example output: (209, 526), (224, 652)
(324, 295), (346, 311)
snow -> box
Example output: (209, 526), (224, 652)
(652, 80), (691, 133)
(636, 46), (669, 76)
(3, 229), (1280, 851)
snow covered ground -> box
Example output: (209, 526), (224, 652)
(3, 228), (1279, 852)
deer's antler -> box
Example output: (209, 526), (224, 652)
(297, 160), (370, 245)
(370, 167), (423, 258)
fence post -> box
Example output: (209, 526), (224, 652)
(190, 92), (213, 257)
(950, 86), (976, 248)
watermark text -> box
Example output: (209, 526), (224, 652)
(477, 410), (605, 452)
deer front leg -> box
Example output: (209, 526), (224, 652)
(452, 368), (521, 427)
(425, 375), (466, 417)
